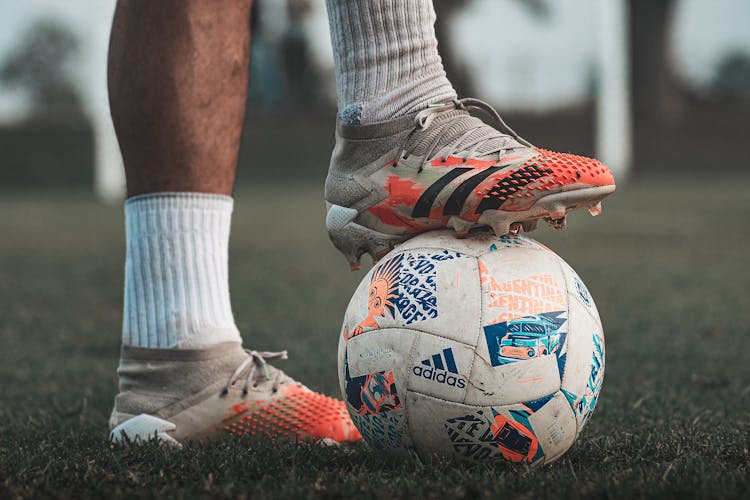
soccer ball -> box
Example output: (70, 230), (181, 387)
(338, 230), (604, 465)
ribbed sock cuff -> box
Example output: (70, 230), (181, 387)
(326, 0), (457, 124)
(123, 192), (241, 348)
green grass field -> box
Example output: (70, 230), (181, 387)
(1, 179), (749, 499)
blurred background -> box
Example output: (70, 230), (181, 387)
(0, 0), (748, 195)
(1, 3), (750, 495)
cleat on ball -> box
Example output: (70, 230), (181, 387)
(325, 98), (615, 266)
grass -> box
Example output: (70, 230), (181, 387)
(1, 178), (749, 499)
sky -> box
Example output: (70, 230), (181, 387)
(0, 0), (115, 122)
(450, 0), (750, 109)
(0, 0), (748, 121)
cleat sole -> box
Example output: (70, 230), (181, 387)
(473, 185), (613, 237)
(327, 185), (614, 268)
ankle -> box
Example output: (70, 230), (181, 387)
(114, 342), (247, 416)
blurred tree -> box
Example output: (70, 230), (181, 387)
(711, 52), (750, 99)
(282, 0), (327, 110)
(247, 0), (287, 109)
(0, 19), (86, 124)
(629, 0), (683, 125)
(435, 0), (550, 99)
(433, 1), (477, 98)
(508, 0), (682, 127)
(514, 0), (551, 20)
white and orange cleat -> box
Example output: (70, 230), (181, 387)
(109, 343), (361, 446)
(325, 98), (615, 269)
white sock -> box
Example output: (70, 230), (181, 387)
(325, 0), (457, 125)
(122, 192), (241, 349)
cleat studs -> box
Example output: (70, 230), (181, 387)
(478, 210), (514, 237)
(549, 204), (567, 220)
(447, 216), (474, 238)
(546, 216), (567, 230)
(588, 202), (602, 216)
(489, 221), (511, 236)
(509, 222), (523, 235)
(330, 220), (405, 270)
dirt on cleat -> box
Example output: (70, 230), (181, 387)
(546, 216), (567, 229)
(549, 205), (568, 220)
(446, 216), (474, 239)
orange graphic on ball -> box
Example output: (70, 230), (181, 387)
(479, 261), (565, 324)
(344, 255), (402, 341)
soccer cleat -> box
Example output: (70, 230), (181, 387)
(324, 98), (615, 269)
(109, 343), (361, 446)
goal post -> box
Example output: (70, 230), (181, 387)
(596, 0), (632, 181)
(88, 0), (125, 203)
(93, 110), (125, 202)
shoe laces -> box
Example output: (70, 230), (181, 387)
(223, 350), (288, 396)
(395, 97), (533, 171)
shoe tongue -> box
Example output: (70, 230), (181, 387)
(409, 109), (523, 160)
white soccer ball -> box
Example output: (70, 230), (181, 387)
(338, 230), (604, 465)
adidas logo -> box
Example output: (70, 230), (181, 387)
(412, 348), (466, 389)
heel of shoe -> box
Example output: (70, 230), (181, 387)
(325, 203), (405, 270)
(109, 413), (181, 447)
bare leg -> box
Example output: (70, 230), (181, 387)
(109, 0), (253, 349)
(108, 0), (252, 196)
